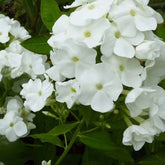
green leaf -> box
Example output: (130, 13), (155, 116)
(31, 122), (79, 147)
(82, 147), (114, 165)
(79, 131), (133, 161)
(138, 152), (165, 165)
(48, 122), (79, 136)
(31, 134), (63, 147)
(41, 0), (62, 31)
(21, 35), (51, 55)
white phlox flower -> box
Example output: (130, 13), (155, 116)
(77, 64), (123, 113)
(48, 15), (110, 48)
(101, 23), (144, 58)
(20, 79), (54, 112)
(109, 0), (163, 32)
(70, 0), (114, 26)
(55, 80), (81, 108)
(102, 55), (144, 88)
(46, 39), (96, 81)
(64, 0), (95, 9)
(41, 160), (51, 165)
(122, 124), (154, 151)
(0, 111), (27, 142)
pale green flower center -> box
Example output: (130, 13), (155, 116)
(38, 90), (42, 96)
(84, 30), (92, 38)
(10, 122), (14, 127)
(71, 87), (76, 93)
(119, 65), (125, 72)
(115, 31), (121, 39)
(72, 56), (79, 62)
(130, 10), (136, 17)
(88, 4), (95, 10)
(96, 83), (103, 90)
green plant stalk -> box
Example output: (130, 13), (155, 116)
(150, 2), (165, 7)
(54, 119), (84, 165)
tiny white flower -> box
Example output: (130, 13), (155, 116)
(102, 55), (143, 88)
(46, 39), (96, 81)
(109, 0), (163, 32)
(48, 16), (110, 48)
(136, 40), (161, 60)
(125, 87), (155, 117)
(77, 63), (123, 112)
(56, 80), (80, 108)
(20, 79), (54, 112)
(64, 0), (95, 9)
(0, 19), (11, 43)
(41, 160), (51, 165)
(0, 111), (27, 142)
(21, 52), (46, 79)
(70, 0), (114, 26)
(101, 23), (144, 58)
(123, 125), (154, 151)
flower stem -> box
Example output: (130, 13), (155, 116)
(54, 119), (84, 165)
(150, 2), (165, 7)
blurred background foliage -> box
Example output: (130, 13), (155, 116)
(1, 0), (165, 165)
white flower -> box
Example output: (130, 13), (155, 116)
(101, 23), (144, 58)
(20, 79), (54, 112)
(0, 111), (27, 142)
(102, 55), (143, 88)
(148, 86), (165, 132)
(122, 124), (154, 151)
(125, 87), (155, 117)
(46, 39), (96, 81)
(56, 80), (80, 108)
(0, 18), (11, 43)
(21, 52), (46, 79)
(136, 40), (161, 60)
(64, 0), (95, 9)
(109, 0), (163, 32)
(8, 19), (31, 40)
(0, 50), (22, 78)
(41, 160), (51, 165)
(144, 59), (165, 86)
(6, 96), (35, 123)
(70, 0), (114, 26)
(77, 63), (122, 112)
(48, 15), (110, 48)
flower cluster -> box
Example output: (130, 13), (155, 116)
(47, 0), (165, 150)
(0, 14), (54, 141)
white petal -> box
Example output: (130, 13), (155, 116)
(91, 91), (114, 113)
(135, 15), (157, 31)
(114, 38), (135, 58)
(14, 121), (27, 136)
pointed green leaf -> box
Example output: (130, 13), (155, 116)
(41, 0), (62, 31)
(21, 35), (51, 55)
(79, 131), (133, 161)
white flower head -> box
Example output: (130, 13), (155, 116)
(46, 39), (96, 81)
(56, 80), (80, 108)
(77, 63), (123, 112)
(101, 23), (144, 58)
(123, 124), (154, 151)
(70, 0), (114, 26)
(20, 79), (54, 112)
(41, 160), (51, 165)
(102, 55), (143, 88)
(0, 111), (27, 142)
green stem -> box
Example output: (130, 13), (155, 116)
(123, 115), (132, 126)
(122, 89), (129, 95)
(80, 127), (99, 135)
(54, 119), (84, 165)
(150, 2), (165, 7)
